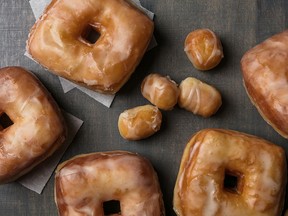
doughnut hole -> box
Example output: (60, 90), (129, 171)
(141, 73), (179, 110)
(118, 105), (162, 141)
(178, 77), (222, 117)
(103, 200), (121, 215)
(0, 112), (14, 131)
(224, 170), (243, 195)
(185, 29), (223, 71)
(81, 24), (101, 45)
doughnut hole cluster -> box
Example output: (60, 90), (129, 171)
(118, 73), (222, 141)
(141, 74), (222, 117)
(118, 28), (224, 141)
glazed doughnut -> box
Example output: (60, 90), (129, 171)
(27, 0), (154, 94)
(173, 129), (286, 216)
(141, 73), (179, 110)
(178, 77), (222, 117)
(241, 30), (288, 138)
(118, 105), (162, 140)
(55, 151), (165, 216)
(0, 67), (66, 183)
(185, 29), (223, 71)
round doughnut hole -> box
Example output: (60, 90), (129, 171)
(103, 200), (121, 215)
(224, 170), (242, 194)
(81, 25), (101, 45)
(184, 29), (223, 70)
(0, 113), (13, 131)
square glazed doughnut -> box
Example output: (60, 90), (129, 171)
(173, 129), (286, 216)
(241, 30), (288, 138)
(55, 151), (165, 215)
(0, 67), (66, 183)
(27, 0), (154, 94)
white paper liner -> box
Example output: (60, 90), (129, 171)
(27, 0), (157, 108)
(58, 78), (115, 108)
(18, 111), (83, 194)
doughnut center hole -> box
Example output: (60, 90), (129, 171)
(82, 25), (100, 44)
(0, 113), (13, 131)
(224, 170), (241, 194)
(103, 200), (121, 215)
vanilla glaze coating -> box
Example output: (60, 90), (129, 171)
(0, 67), (66, 183)
(118, 105), (162, 140)
(241, 30), (288, 138)
(27, 0), (154, 94)
(141, 73), (179, 110)
(185, 29), (223, 71)
(55, 151), (165, 216)
(178, 77), (222, 117)
(173, 129), (286, 216)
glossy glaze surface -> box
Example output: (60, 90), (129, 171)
(241, 30), (288, 138)
(27, 0), (154, 94)
(178, 77), (222, 117)
(55, 151), (165, 216)
(118, 105), (162, 140)
(173, 129), (286, 216)
(0, 67), (66, 183)
(2, 1), (288, 215)
(141, 73), (179, 110)
(184, 29), (223, 71)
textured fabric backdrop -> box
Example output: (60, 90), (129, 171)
(0, 0), (287, 215)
